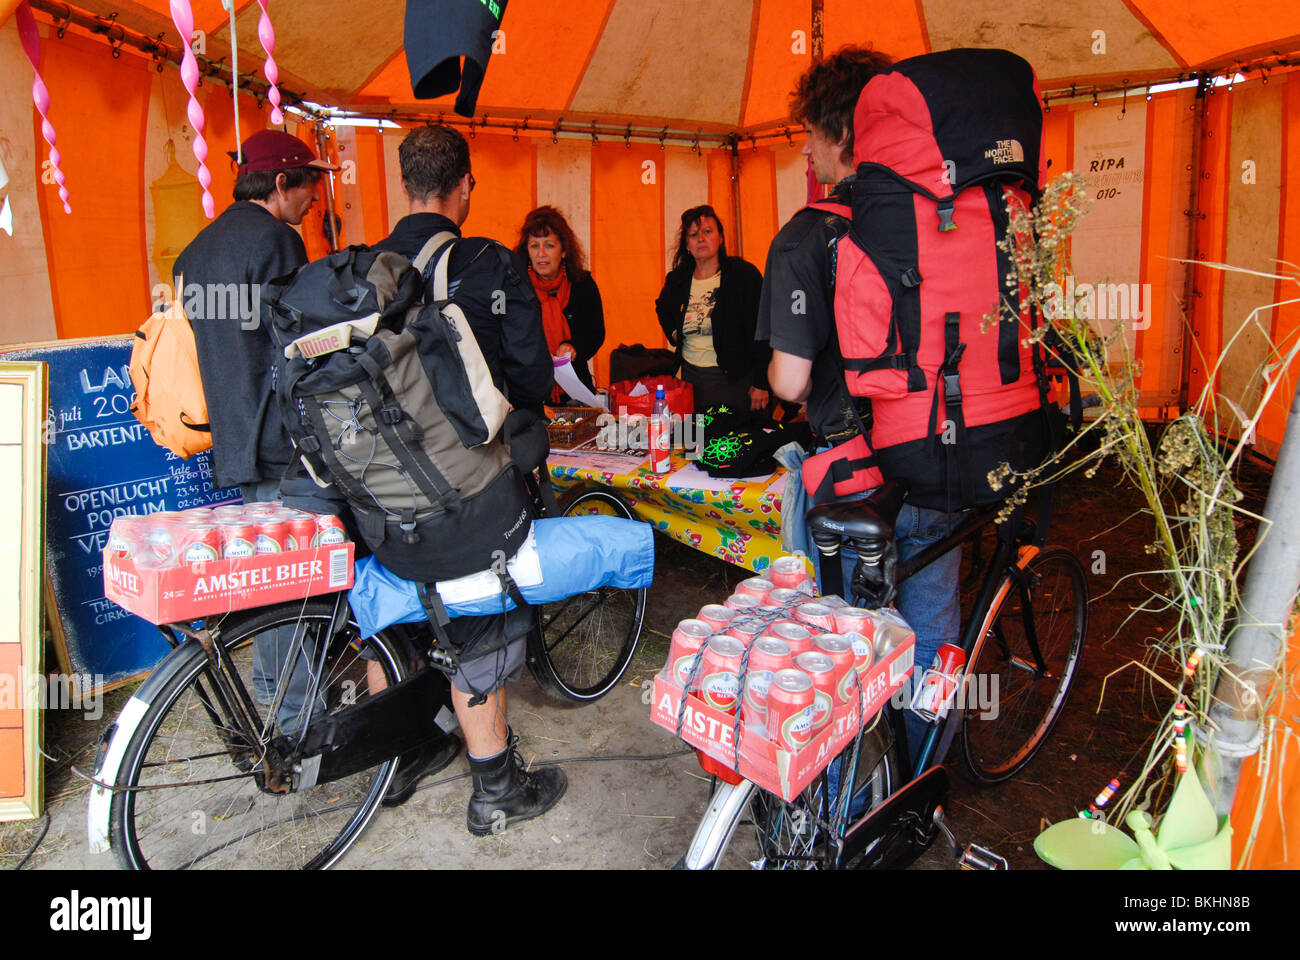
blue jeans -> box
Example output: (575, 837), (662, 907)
(798, 460), (963, 810)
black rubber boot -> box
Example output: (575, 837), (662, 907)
(381, 732), (462, 808)
(466, 731), (567, 836)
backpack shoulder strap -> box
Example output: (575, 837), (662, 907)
(805, 199), (852, 219)
(413, 230), (458, 279)
(429, 235), (463, 300)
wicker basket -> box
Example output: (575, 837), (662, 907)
(546, 405), (603, 450)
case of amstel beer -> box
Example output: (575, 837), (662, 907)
(104, 543), (355, 624)
(102, 508), (355, 624)
(649, 630), (914, 802)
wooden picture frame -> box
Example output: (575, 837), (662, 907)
(0, 361), (46, 821)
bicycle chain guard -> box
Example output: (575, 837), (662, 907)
(838, 765), (949, 870)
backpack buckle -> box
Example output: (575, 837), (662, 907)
(399, 511), (420, 544)
(937, 203), (957, 232)
(900, 267), (923, 289)
(380, 405), (403, 425)
(299, 434), (321, 454)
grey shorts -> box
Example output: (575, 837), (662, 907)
(452, 636), (527, 696)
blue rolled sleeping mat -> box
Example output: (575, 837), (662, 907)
(349, 515), (654, 638)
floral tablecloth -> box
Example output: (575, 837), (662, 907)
(546, 449), (786, 574)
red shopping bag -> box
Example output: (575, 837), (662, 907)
(608, 375), (694, 418)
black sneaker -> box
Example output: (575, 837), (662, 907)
(381, 734), (462, 807)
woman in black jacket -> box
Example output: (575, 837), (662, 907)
(515, 205), (605, 399)
(656, 205), (768, 412)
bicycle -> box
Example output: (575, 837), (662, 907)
(677, 480), (1087, 869)
(91, 480), (647, 870)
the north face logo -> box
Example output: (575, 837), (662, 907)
(984, 139), (1024, 163)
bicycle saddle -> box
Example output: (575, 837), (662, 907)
(806, 480), (909, 553)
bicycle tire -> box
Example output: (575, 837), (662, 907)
(958, 547), (1087, 785)
(527, 485), (648, 703)
(109, 598), (407, 870)
(677, 720), (898, 870)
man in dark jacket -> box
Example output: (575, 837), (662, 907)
(368, 124), (565, 836)
(762, 47), (962, 771)
(172, 129), (336, 736)
(173, 129), (335, 496)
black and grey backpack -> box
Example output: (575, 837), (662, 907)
(265, 234), (533, 584)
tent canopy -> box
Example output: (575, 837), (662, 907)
(55, 0), (1300, 130)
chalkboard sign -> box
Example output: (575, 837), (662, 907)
(0, 337), (241, 687)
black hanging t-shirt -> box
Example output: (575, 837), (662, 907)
(404, 0), (509, 117)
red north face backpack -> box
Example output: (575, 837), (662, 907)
(831, 48), (1053, 510)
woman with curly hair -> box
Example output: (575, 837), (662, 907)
(656, 204), (767, 413)
(515, 205), (605, 397)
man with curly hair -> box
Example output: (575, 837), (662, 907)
(760, 47), (964, 772)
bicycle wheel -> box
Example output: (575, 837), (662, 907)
(677, 719), (897, 870)
(528, 486), (648, 703)
(959, 547), (1087, 784)
(109, 598), (407, 869)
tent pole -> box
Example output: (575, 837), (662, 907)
(1206, 375), (1300, 816)
(315, 124), (341, 253)
(1178, 75), (1211, 413)
(729, 136), (743, 260)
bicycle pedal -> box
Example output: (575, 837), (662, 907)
(958, 844), (1008, 870)
(931, 805), (962, 859)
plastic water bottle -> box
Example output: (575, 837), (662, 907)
(649, 385), (671, 474)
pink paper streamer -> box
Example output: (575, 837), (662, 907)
(257, 1), (284, 126)
(15, 2), (70, 214)
(170, 0), (214, 218)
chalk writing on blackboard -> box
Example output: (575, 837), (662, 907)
(0, 337), (242, 686)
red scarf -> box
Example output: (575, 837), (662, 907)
(530, 268), (572, 357)
(531, 268), (572, 403)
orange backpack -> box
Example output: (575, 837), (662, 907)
(129, 280), (212, 458)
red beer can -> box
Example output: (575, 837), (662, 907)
(697, 636), (746, 714)
(818, 594), (849, 610)
(107, 516), (146, 559)
(735, 577), (775, 603)
(725, 593), (763, 613)
(814, 635), (857, 709)
(142, 523), (178, 568)
(795, 651), (837, 732)
(255, 519), (291, 554)
(740, 636), (794, 727)
(174, 523), (222, 566)
(316, 514), (348, 545)
(697, 604), (736, 633)
(666, 619), (713, 688)
(913, 643), (967, 721)
(873, 609), (915, 661)
(768, 555), (811, 591)
(724, 617), (764, 646)
(833, 606), (874, 638)
(286, 516), (318, 551)
(766, 587), (805, 608)
(793, 602), (837, 631)
(766, 669), (816, 751)
(761, 620), (814, 657)
(219, 521), (257, 559)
